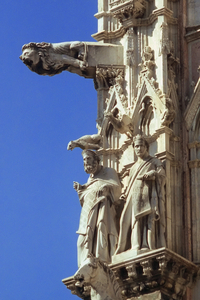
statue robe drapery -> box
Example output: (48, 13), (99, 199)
(116, 155), (165, 253)
(76, 166), (121, 267)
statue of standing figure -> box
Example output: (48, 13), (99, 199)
(74, 150), (121, 267)
(116, 135), (166, 254)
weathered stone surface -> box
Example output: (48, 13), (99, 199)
(74, 150), (121, 268)
(116, 135), (166, 254)
(20, 42), (123, 78)
(20, 0), (200, 299)
(63, 248), (198, 300)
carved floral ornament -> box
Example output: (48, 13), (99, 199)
(95, 66), (125, 89)
(110, 0), (147, 22)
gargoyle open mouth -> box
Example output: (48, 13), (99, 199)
(23, 58), (33, 67)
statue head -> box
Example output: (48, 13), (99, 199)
(82, 150), (100, 174)
(20, 44), (40, 67)
(132, 135), (149, 158)
(19, 42), (59, 75)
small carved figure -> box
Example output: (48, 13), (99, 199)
(74, 150), (121, 267)
(104, 109), (134, 138)
(104, 109), (134, 137)
(161, 97), (175, 127)
(139, 46), (155, 80)
(67, 134), (102, 151)
(116, 135), (166, 254)
(20, 41), (87, 76)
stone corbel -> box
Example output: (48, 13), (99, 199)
(95, 66), (125, 90)
(110, 248), (198, 300)
(110, 0), (147, 23)
(188, 159), (200, 169)
(140, 259), (153, 278)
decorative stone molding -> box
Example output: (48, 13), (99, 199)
(188, 159), (200, 169)
(137, 49), (163, 99)
(188, 141), (200, 149)
(155, 150), (175, 162)
(184, 78), (200, 130)
(126, 27), (135, 67)
(64, 249), (199, 300)
(95, 65), (125, 90)
(122, 7), (177, 29)
(111, 248), (198, 300)
(159, 22), (170, 56)
(96, 137), (132, 157)
(92, 9), (177, 42)
(185, 28), (200, 43)
(92, 27), (126, 42)
(110, 0), (147, 23)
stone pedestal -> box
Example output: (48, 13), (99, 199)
(62, 248), (198, 300)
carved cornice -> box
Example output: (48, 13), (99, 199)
(92, 8), (177, 42)
(110, 0), (147, 21)
(155, 150), (175, 162)
(188, 141), (200, 149)
(184, 78), (200, 130)
(97, 127), (176, 160)
(94, 11), (113, 19)
(185, 27), (200, 43)
(122, 7), (177, 28)
(188, 159), (200, 169)
(111, 248), (198, 300)
(92, 27), (126, 42)
(95, 65), (125, 89)
(63, 248), (198, 300)
(96, 137), (132, 157)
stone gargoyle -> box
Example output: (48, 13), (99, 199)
(74, 255), (123, 300)
(67, 134), (102, 151)
(19, 41), (88, 77)
(20, 41), (123, 79)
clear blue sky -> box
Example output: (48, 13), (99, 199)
(0, 1), (98, 299)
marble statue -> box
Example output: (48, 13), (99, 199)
(67, 134), (101, 151)
(116, 135), (166, 254)
(74, 254), (123, 300)
(19, 41), (87, 76)
(104, 109), (134, 138)
(74, 150), (121, 267)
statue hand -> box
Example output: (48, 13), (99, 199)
(73, 181), (82, 191)
(97, 185), (109, 198)
(154, 207), (160, 221)
(119, 193), (126, 201)
(142, 170), (155, 180)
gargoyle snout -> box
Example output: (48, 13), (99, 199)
(19, 55), (23, 61)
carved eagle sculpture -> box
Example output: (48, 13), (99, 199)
(67, 134), (102, 151)
(104, 111), (134, 138)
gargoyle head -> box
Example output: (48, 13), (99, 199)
(67, 141), (75, 151)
